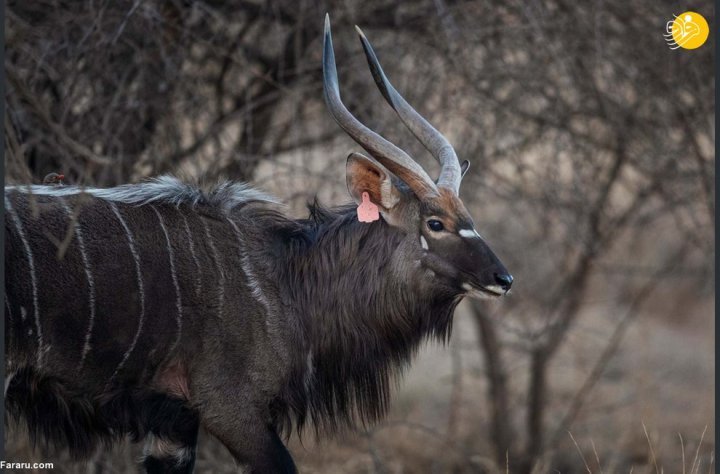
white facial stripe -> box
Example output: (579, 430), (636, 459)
(420, 236), (429, 250)
(462, 282), (504, 300)
(458, 228), (482, 239)
(468, 289), (494, 300)
(483, 285), (505, 295)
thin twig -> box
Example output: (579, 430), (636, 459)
(706, 451), (714, 474)
(590, 438), (603, 474)
(690, 425), (707, 474)
(568, 431), (592, 473)
(680, 432), (687, 474)
(642, 422), (660, 474)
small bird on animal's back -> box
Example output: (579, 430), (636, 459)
(43, 173), (65, 185)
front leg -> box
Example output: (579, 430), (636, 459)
(201, 407), (296, 473)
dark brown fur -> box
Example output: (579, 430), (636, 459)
(5, 186), (468, 473)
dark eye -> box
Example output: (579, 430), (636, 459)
(427, 219), (444, 232)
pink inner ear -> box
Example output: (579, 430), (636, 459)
(357, 192), (380, 223)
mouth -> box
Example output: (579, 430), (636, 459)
(461, 282), (506, 300)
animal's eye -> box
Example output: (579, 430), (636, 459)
(427, 219), (444, 232)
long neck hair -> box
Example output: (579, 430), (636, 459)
(268, 202), (460, 436)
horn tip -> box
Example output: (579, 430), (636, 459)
(324, 13), (331, 33)
(354, 25), (366, 38)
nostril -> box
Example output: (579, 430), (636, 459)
(494, 272), (513, 291)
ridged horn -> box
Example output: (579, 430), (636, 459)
(323, 14), (439, 199)
(356, 25), (463, 194)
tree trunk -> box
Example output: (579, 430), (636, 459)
(472, 304), (516, 467)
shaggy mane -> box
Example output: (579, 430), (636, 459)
(272, 201), (459, 438)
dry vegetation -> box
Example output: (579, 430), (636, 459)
(5, 0), (714, 472)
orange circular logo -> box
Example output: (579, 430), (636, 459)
(665, 12), (709, 50)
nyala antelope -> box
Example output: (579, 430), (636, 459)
(4, 16), (512, 473)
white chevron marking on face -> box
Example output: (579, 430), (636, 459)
(483, 285), (505, 295)
(458, 228), (482, 239)
(462, 282), (504, 300)
(420, 236), (429, 250)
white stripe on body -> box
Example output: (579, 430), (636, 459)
(5, 295), (13, 354)
(226, 218), (273, 316)
(108, 203), (146, 383)
(151, 206), (183, 357)
(226, 217), (290, 366)
(5, 194), (43, 367)
(201, 218), (225, 319)
(59, 198), (98, 370)
(179, 211), (203, 297)
(5, 371), (15, 397)
(4, 295), (12, 323)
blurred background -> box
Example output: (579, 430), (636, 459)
(5, 0), (714, 472)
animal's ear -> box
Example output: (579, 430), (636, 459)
(346, 152), (402, 211)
